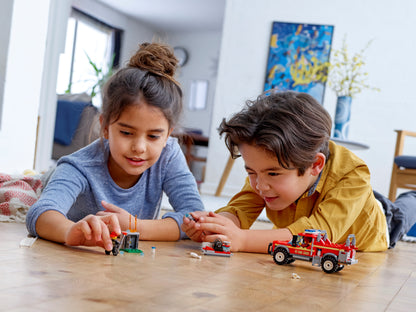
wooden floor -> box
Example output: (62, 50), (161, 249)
(1, 222), (416, 311)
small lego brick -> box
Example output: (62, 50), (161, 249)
(291, 273), (301, 279)
(20, 235), (37, 247)
(185, 213), (195, 222)
(201, 238), (232, 257)
(190, 252), (202, 259)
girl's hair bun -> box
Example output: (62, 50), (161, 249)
(128, 42), (179, 82)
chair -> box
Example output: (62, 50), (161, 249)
(389, 130), (416, 201)
(175, 129), (209, 187)
(215, 155), (235, 196)
(180, 130), (209, 169)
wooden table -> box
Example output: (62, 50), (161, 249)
(1, 222), (416, 311)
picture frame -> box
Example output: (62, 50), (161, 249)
(264, 21), (334, 104)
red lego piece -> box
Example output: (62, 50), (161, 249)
(202, 238), (232, 257)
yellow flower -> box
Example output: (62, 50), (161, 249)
(328, 36), (380, 98)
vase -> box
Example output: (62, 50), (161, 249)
(333, 96), (352, 139)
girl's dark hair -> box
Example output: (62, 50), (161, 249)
(218, 91), (332, 175)
(101, 42), (183, 131)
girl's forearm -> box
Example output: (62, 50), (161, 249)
(138, 217), (180, 241)
(35, 210), (73, 243)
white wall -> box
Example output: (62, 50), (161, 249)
(0, 0), (14, 128)
(0, 0), (51, 173)
(167, 31), (222, 136)
(201, 0), (416, 198)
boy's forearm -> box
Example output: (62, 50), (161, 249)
(217, 211), (292, 253)
(35, 210), (73, 243)
(218, 211), (241, 227)
(240, 228), (293, 253)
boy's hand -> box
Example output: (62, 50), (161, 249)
(198, 211), (246, 252)
(65, 214), (121, 251)
(181, 211), (210, 242)
(97, 200), (131, 230)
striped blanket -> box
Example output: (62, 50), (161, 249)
(0, 173), (43, 222)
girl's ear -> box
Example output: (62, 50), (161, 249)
(164, 128), (174, 147)
(311, 153), (326, 176)
(100, 115), (109, 139)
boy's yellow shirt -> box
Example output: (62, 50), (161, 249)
(216, 141), (388, 251)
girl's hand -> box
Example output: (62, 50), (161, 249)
(97, 201), (131, 230)
(181, 211), (210, 242)
(197, 211), (246, 252)
(65, 214), (121, 251)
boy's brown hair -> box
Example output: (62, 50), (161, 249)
(218, 91), (332, 175)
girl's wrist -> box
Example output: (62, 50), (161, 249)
(128, 214), (140, 232)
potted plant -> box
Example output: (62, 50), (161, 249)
(85, 53), (115, 103)
(65, 53), (115, 107)
(328, 36), (380, 139)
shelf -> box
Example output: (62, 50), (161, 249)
(331, 138), (369, 150)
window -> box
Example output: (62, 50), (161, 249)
(189, 80), (209, 111)
(56, 9), (122, 107)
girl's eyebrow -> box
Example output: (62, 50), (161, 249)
(117, 122), (166, 133)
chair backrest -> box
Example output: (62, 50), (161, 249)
(389, 130), (416, 201)
(52, 95), (100, 160)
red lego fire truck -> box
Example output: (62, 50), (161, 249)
(268, 229), (358, 273)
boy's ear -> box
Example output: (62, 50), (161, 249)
(311, 153), (326, 176)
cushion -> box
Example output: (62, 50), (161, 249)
(408, 223), (416, 237)
(394, 155), (416, 169)
(54, 100), (90, 145)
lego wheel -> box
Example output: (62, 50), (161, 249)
(273, 247), (290, 265)
(213, 238), (223, 251)
(321, 255), (338, 273)
(105, 250), (111, 255)
(336, 264), (344, 272)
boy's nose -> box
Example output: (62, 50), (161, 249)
(255, 177), (270, 192)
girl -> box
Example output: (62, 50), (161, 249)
(26, 42), (205, 252)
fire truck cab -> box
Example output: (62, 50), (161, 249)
(268, 229), (358, 273)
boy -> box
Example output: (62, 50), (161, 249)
(182, 91), (416, 253)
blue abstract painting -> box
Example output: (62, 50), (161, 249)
(264, 22), (334, 104)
